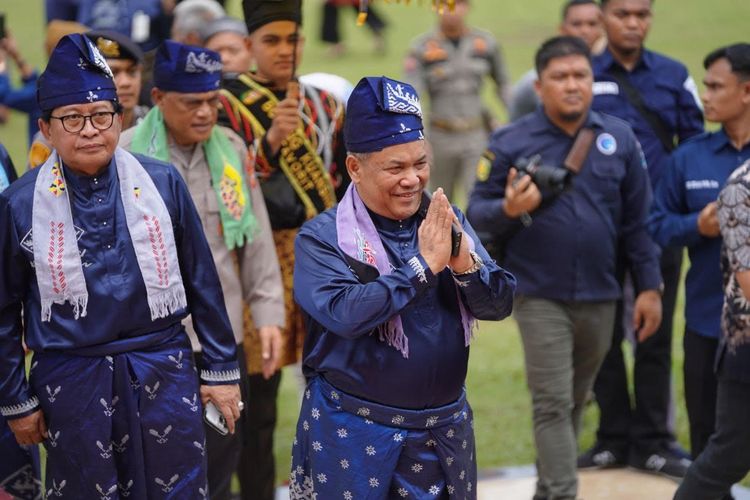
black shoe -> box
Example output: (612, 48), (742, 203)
(629, 447), (691, 480)
(577, 443), (627, 469)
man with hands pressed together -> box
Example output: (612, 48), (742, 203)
(468, 36), (662, 500)
(289, 76), (516, 499)
(0, 34), (241, 498)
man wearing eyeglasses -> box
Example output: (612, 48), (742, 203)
(119, 40), (284, 500)
(0, 33), (242, 497)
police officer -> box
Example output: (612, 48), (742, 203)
(649, 43), (750, 461)
(582, 0), (705, 478)
(403, 0), (509, 202)
(467, 36), (662, 500)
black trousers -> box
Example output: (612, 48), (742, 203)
(684, 330), (720, 458)
(321, 4), (386, 44)
(237, 370), (282, 500)
(195, 343), (251, 500)
(594, 246), (682, 454)
(673, 377), (750, 500)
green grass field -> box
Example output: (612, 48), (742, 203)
(3, 0), (749, 487)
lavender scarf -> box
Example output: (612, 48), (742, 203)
(336, 183), (475, 358)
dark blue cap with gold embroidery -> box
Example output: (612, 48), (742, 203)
(153, 40), (223, 93)
(37, 33), (118, 112)
(345, 76), (425, 153)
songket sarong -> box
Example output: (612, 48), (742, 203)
(290, 376), (477, 500)
(30, 328), (209, 499)
(0, 416), (42, 499)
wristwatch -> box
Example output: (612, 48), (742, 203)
(453, 251), (483, 276)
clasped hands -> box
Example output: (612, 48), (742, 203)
(419, 188), (473, 275)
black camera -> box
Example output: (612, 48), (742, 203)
(514, 154), (573, 195)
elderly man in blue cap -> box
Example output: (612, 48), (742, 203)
(0, 33), (241, 498)
(120, 40), (285, 500)
(289, 76), (516, 499)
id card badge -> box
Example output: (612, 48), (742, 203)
(131, 10), (150, 43)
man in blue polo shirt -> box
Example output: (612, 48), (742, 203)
(468, 36), (662, 500)
(581, 0), (705, 478)
(649, 44), (750, 462)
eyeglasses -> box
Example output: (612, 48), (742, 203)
(50, 111), (118, 133)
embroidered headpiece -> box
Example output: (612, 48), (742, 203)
(345, 76), (424, 153)
(153, 40), (222, 93)
(37, 33), (118, 112)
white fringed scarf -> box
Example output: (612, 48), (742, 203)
(32, 148), (187, 322)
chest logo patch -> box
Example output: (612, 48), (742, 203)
(596, 133), (618, 156)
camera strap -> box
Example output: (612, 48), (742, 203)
(563, 127), (595, 174)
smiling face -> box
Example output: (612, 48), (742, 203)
(39, 100), (122, 175)
(347, 141), (429, 221)
(153, 89), (219, 145)
(248, 20), (303, 89)
(536, 53), (593, 124)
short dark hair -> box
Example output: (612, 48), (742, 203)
(561, 0), (599, 21)
(41, 100), (123, 122)
(703, 43), (750, 82)
(535, 35), (591, 75)
(600, 0), (653, 7)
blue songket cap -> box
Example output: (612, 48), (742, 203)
(344, 76), (425, 153)
(37, 33), (118, 112)
(153, 40), (223, 93)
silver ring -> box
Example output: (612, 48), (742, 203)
(237, 401), (245, 411)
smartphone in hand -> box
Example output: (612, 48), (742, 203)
(204, 401), (228, 436)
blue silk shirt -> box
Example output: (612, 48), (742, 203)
(293, 206), (516, 410)
(0, 153), (239, 418)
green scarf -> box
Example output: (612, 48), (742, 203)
(130, 107), (257, 249)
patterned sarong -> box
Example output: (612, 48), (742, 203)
(30, 329), (209, 499)
(0, 417), (42, 499)
(290, 376), (477, 499)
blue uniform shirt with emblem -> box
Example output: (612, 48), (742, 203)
(592, 48), (704, 188)
(468, 108), (661, 300)
(649, 130), (750, 338)
(0, 154), (239, 415)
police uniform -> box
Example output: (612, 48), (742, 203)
(404, 27), (509, 202)
(467, 108), (661, 500)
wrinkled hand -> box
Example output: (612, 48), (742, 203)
(200, 384), (241, 434)
(266, 82), (300, 155)
(8, 409), (48, 445)
(258, 325), (282, 380)
(697, 202), (720, 238)
(503, 168), (542, 218)
(633, 290), (662, 342)
(448, 215), (474, 273)
(419, 188), (454, 274)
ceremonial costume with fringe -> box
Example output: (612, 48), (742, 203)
(0, 34), (240, 499)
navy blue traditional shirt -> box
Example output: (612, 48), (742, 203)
(0, 154), (239, 417)
(294, 207), (515, 410)
(468, 109), (661, 300)
(592, 48), (704, 188)
(649, 130), (750, 339)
